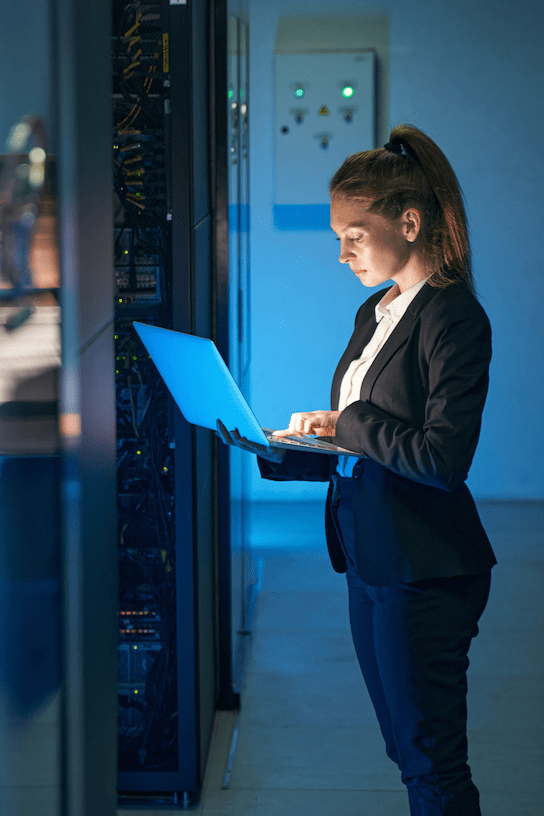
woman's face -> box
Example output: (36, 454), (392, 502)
(330, 196), (425, 292)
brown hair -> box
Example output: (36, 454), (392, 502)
(329, 124), (473, 291)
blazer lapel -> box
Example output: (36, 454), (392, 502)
(359, 282), (438, 401)
(358, 311), (414, 401)
(331, 299), (381, 410)
(331, 282), (441, 410)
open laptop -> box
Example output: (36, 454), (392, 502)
(132, 322), (362, 457)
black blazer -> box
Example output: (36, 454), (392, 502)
(259, 282), (497, 586)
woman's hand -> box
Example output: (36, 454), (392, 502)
(216, 419), (285, 464)
(272, 410), (341, 438)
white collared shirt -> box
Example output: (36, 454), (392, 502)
(337, 277), (428, 476)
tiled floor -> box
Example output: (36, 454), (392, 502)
(190, 500), (544, 816)
(2, 502), (541, 815)
(0, 691), (61, 815)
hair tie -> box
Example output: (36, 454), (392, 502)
(383, 141), (403, 154)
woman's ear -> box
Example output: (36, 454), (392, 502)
(402, 208), (422, 243)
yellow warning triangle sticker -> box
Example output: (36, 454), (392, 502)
(319, 106), (330, 116)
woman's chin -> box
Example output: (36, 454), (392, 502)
(354, 270), (371, 286)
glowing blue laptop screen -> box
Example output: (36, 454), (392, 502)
(132, 322), (269, 446)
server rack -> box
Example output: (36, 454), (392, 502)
(113, 0), (230, 801)
(225, 10), (254, 694)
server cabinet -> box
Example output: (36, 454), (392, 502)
(212, 0), (255, 710)
(113, 0), (226, 801)
(226, 12), (253, 694)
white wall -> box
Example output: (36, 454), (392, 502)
(247, 0), (544, 500)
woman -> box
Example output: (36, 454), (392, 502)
(217, 124), (496, 816)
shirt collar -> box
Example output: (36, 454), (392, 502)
(375, 277), (428, 323)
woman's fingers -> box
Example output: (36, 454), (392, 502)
(218, 410), (342, 462)
(312, 426), (336, 437)
(216, 421), (285, 463)
(231, 427), (263, 452)
(216, 419), (233, 445)
(231, 430), (284, 463)
(273, 412), (311, 438)
(216, 421), (253, 450)
(272, 429), (304, 438)
(273, 411), (340, 438)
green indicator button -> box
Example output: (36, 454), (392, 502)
(342, 86), (355, 99)
(228, 89), (234, 100)
(294, 87), (304, 98)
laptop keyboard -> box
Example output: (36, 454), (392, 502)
(264, 430), (335, 450)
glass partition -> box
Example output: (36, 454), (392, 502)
(0, 113), (62, 813)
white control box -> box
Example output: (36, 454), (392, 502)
(275, 51), (375, 207)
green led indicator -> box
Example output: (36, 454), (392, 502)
(294, 87), (304, 98)
(228, 89), (234, 100)
(342, 86), (355, 99)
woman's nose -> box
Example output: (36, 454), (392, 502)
(338, 243), (354, 264)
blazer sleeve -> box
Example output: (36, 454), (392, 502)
(334, 289), (492, 492)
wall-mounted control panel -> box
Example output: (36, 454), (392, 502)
(275, 51), (375, 210)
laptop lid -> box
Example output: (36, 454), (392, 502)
(133, 322), (270, 446)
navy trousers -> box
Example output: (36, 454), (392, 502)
(334, 476), (491, 816)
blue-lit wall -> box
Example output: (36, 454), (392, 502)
(0, 0), (51, 148)
(247, 0), (544, 501)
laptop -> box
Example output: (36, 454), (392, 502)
(132, 322), (362, 457)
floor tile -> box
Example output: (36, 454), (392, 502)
(254, 548), (345, 593)
(255, 589), (351, 631)
(0, 706), (60, 787)
(479, 792), (543, 816)
(201, 788), (409, 816)
(467, 673), (544, 729)
(246, 628), (359, 676)
(468, 626), (544, 676)
(0, 785), (61, 816)
(119, 810), (200, 816)
(241, 669), (376, 728)
(230, 722), (402, 791)
(469, 725), (544, 795)
(201, 710), (238, 791)
(483, 561), (544, 627)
